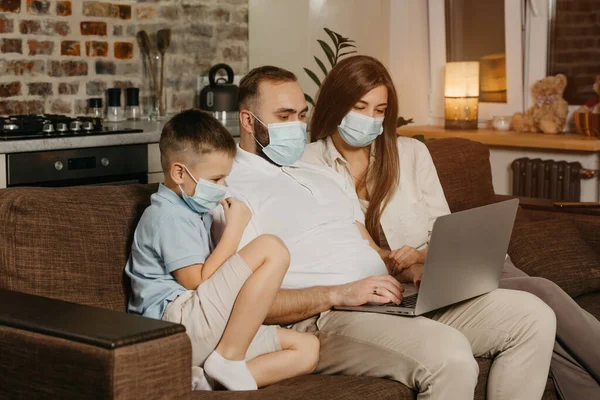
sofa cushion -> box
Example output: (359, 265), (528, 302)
(0, 184), (157, 312)
(195, 358), (497, 400)
(508, 218), (600, 298)
(427, 138), (496, 212)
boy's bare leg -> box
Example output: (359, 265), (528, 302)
(215, 234), (290, 359)
(247, 327), (319, 387)
(204, 234), (290, 390)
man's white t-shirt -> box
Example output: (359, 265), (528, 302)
(213, 146), (388, 290)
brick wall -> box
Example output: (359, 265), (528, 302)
(0, 0), (248, 116)
(548, 0), (600, 105)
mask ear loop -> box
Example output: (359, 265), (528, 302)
(179, 164), (198, 198)
(181, 165), (198, 184)
(247, 111), (268, 150)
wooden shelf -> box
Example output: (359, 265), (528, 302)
(397, 126), (600, 152)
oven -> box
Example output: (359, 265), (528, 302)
(6, 144), (148, 187)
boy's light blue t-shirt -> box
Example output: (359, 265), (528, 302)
(125, 184), (212, 320)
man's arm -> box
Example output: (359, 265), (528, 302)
(265, 286), (335, 325)
(265, 274), (404, 325)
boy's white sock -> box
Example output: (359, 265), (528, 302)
(191, 366), (214, 391)
(203, 350), (258, 391)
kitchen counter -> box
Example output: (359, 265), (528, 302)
(0, 120), (165, 154)
(398, 126), (600, 152)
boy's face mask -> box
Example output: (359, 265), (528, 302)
(179, 165), (227, 214)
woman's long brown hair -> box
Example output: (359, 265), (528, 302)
(310, 55), (400, 246)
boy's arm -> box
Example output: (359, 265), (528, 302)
(172, 222), (243, 290)
(199, 223), (245, 281)
(176, 197), (254, 287)
(156, 215), (209, 291)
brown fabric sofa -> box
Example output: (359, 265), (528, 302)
(2, 137), (597, 399)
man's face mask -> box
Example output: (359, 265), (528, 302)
(250, 112), (307, 166)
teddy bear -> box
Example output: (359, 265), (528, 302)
(512, 74), (569, 134)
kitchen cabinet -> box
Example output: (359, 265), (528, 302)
(148, 172), (164, 184)
(0, 155), (5, 189)
(147, 143), (162, 174)
(147, 143), (164, 184)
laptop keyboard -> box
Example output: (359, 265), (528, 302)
(385, 294), (418, 309)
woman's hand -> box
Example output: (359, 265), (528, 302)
(407, 263), (424, 289)
(389, 245), (426, 274)
(220, 197), (251, 232)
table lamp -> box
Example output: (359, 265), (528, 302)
(445, 61), (480, 129)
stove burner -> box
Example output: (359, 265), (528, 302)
(70, 120), (82, 132)
(56, 122), (68, 133)
(42, 122), (54, 133)
(82, 121), (94, 131)
(0, 114), (142, 141)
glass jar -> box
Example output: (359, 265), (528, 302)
(88, 98), (104, 122)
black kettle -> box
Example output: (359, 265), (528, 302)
(199, 64), (239, 112)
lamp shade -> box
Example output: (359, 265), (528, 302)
(445, 62), (480, 98)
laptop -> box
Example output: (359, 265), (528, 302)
(333, 199), (519, 317)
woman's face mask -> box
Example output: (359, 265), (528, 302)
(250, 112), (307, 166)
(338, 110), (384, 148)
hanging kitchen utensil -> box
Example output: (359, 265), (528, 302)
(155, 29), (172, 119)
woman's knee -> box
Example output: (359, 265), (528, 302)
(520, 277), (566, 304)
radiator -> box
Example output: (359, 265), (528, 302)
(511, 158), (584, 201)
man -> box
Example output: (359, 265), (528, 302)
(215, 65), (556, 400)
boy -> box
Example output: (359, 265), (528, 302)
(125, 109), (319, 391)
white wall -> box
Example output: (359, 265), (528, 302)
(249, 1), (431, 124)
(388, 0), (430, 125)
(249, 0), (391, 103)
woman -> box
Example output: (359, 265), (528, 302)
(303, 55), (600, 400)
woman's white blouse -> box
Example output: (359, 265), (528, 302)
(302, 136), (451, 250)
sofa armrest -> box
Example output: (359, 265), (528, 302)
(495, 194), (600, 216)
(0, 289), (192, 399)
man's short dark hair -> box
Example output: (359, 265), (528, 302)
(238, 66), (297, 110)
(159, 109), (236, 172)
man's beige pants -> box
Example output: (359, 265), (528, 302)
(293, 288), (556, 400)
